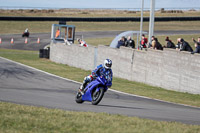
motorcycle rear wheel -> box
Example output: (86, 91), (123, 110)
(75, 91), (84, 104)
(92, 87), (104, 105)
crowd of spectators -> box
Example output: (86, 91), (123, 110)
(117, 36), (135, 49)
(117, 34), (200, 55)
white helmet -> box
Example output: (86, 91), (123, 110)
(104, 59), (112, 69)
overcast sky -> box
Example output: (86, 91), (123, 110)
(0, 0), (199, 9)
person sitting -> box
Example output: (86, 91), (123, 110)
(191, 43), (200, 54)
(117, 36), (126, 48)
(179, 38), (193, 52)
(164, 36), (175, 49)
(152, 38), (163, 50)
(125, 36), (135, 48)
(77, 38), (88, 47)
(140, 34), (148, 49)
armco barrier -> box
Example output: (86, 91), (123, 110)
(50, 43), (200, 94)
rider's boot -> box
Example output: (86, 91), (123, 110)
(79, 76), (92, 94)
(79, 82), (87, 95)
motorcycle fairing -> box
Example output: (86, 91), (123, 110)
(82, 80), (102, 101)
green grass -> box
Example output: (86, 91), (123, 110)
(85, 37), (114, 47)
(1, 21), (200, 34)
(0, 48), (200, 107)
(1, 102), (200, 133)
(0, 48), (200, 132)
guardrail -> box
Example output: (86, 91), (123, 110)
(0, 16), (200, 22)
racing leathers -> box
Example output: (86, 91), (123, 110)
(80, 64), (113, 91)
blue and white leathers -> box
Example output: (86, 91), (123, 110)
(76, 60), (113, 105)
(92, 64), (113, 82)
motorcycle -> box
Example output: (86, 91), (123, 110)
(22, 32), (29, 37)
(75, 74), (112, 105)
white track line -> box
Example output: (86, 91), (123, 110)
(1, 56), (200, 109)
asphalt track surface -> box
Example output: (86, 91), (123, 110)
(1, 30), (200, 125)
(1, 30), (200, 51)
(0, 57), (200, 125)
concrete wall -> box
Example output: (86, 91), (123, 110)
(50, 43), (200, 94)
(50, 43), (96, 70)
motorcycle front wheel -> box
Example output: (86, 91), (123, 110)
(92, 87), (104, 105)
(75, 91), (84, 104)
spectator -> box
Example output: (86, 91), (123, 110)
(55, 28), (60, 38)
(125, 36), (135, 48)
(140, 34), (148, 49)
(164, 36), (175, 49)
(117, 36), (126, 48)
(148, 36), (155, 48)
(176, 38), (182, 50)
(179, 38), (193, 52)
(192, 37), (200, 45)
(191, 43), (200, 54)
(77, 38), (88, 47)
(152, 38), (163, 50)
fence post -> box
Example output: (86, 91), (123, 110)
(94, 47), (98, 69)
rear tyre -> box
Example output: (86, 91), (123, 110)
(92, 87), (104, 105)
(75, 91), (84, 104)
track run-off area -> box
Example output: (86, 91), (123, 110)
(0, 57), (200, 125)
(1, 30), (200, 125)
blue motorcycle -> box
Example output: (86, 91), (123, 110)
(75, 74), (112, 105)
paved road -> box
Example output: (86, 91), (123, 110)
(0, 57), (200, 125)
(1, 30), (200, 51)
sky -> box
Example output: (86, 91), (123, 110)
(0, 0), (200, 9)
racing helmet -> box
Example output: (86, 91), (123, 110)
(104, 59), (112, 69)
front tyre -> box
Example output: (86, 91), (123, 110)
(75, 91), (84, 104)
(92, 87), (104, 105)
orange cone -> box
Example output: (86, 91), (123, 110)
(0, 38), (2, 44)
(37, 38), (40, 44)
(11, 38), (14, 44)
(25, 38), (28, 44)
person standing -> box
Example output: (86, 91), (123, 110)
(191, 43), (200, 54)
(164, 36), (175, 49)
(140, 34), (148, 49)
(179, 38), (193, 52)
(55, 28), (60, 38)
(192, 37), (200, 45)
(152, 38), (163, 50)
(125, 36), (135, 48)
(117, 36), (126, 48)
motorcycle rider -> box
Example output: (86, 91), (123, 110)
(80, 59), (113, 92)
(24, 28), (29, 33)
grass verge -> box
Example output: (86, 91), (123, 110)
(1, 21), (200, 34)
(0, 48), (200, 107)
(0, 48), (200, 132)
(1, 102), (200, 133)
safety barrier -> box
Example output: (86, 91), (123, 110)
(50, 43), (200, 94)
